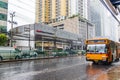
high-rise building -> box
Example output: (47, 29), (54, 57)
(88, 0), (119, 41)
(35, 0), (69, 24)
(75, 0), (88, 19)
(35, 0), (88, 23)
(88, 0), (101, 36)
(0, 0), (8, 33)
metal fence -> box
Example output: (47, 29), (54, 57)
(0, 49), (84, 62)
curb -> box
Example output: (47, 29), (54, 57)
(0, 55), (80, 63)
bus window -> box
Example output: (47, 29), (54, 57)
(87, 44), (106, 53)
(87, 44), (95, 52)
(96, 44), (106, 53)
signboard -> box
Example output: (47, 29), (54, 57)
(24, 27), (30, 32)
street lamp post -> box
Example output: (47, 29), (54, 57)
(53, 25), (64, 52)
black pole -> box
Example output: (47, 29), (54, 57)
(29, 24), (31, 50)
(87, 22), (88, 39)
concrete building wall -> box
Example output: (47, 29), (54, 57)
(83, 0), (88, 19)
(41, 0), (46, 22)
(60, 0), (67, 16)
(13, 23), (80, 49)
(50, 17), (79, 35)
(35, 0), (87, 23)
(51, 0), (56, 19)
(65, 0), (88, 18)
(50, 17), (95, 40)
(68, 0), (78, 17)
(35, 0), (40, 23)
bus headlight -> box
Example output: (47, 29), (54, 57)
(102, 56), (107, 61)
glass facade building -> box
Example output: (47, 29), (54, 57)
(88, 0), (119, 41)
(0, 0), (8, 33)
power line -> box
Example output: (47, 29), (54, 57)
(15, 15), (34, 23)
(8, 11), (34, 23)
(13, 11), (34, 19)
(8, 2), (35, 14)
(8, 10), (33, 18)
(17, 0), (35, 8)
(7, 0), (36, 24)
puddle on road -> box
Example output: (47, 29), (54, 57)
(94, 66), (120, 80)
(86, 63), (120, 80)
(107, 66), (120, 80)
(86, 63), (109, 80)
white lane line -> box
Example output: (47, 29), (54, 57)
(4, 62), (88, 80)
(0, 57), (84, 70)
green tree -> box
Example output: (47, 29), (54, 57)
(0, 33), (8, 46)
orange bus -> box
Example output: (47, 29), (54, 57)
(85, 38), (120, 64)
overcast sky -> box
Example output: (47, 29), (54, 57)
(7, 0), (35, 31)
(7, 0), (120, 31)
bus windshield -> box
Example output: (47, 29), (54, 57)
(87, 44), (106, 53)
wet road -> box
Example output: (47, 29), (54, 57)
(0, 56), (120, 80)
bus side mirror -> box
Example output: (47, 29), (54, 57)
(105, 49), (107, 52)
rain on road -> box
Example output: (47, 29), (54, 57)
(0, 56), (120, 80)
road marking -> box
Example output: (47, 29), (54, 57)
(0, 57), (85, 70)
(3, 61), (88, 80)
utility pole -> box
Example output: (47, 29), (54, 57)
(8, 12), (17, 47)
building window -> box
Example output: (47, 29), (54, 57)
(0, 26), (7, 33)
(0, 13), (7, 21)
(0, 1), (8, 9)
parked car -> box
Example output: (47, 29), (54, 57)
(53, 51), (69, 57)
(65, 49), (77, 55)
(20, 50), (38, 58)
(34, 48), (46, 54)
(0, 47), (21, 60)
(77, 50), (86, 55)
